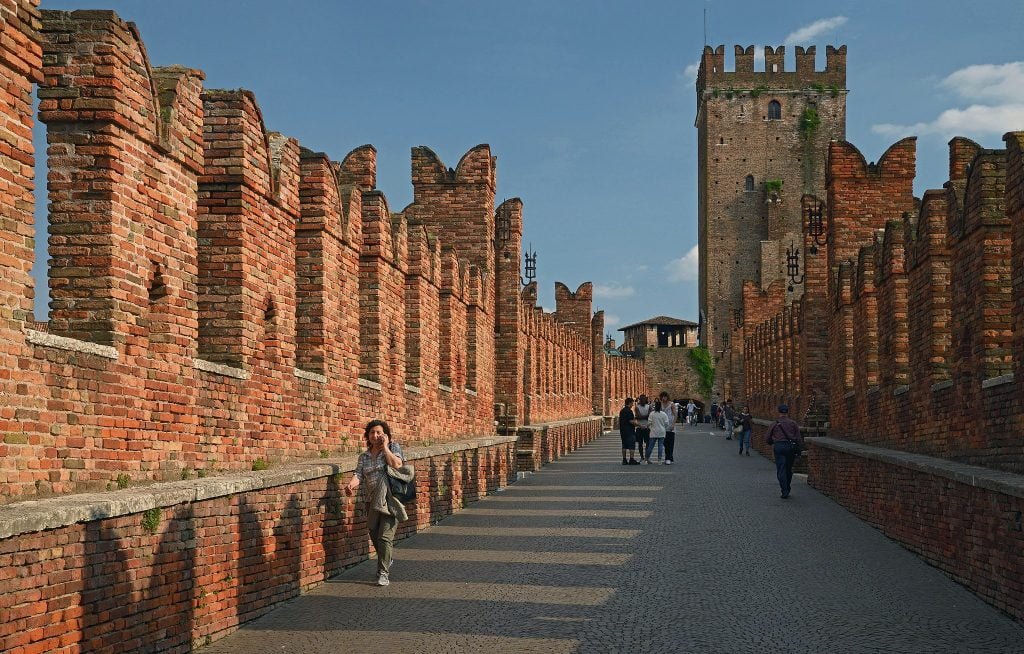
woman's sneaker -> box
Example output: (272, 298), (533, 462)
(377, 572), (390, 586)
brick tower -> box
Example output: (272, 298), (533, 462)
(696, 44), (847, 397)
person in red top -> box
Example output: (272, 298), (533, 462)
(765, 404), (804, 499)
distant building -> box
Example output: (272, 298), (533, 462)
(618, 316), (699, 353)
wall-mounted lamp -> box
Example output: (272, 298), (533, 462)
(786, 243), (805, 293)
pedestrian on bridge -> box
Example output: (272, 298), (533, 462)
(659, 391), (678, 464)
(736, 406), (753, 456)
(646, 401), (671, 464)
(634, 395), (652, 463)
(619, 397), (640, 465)
(765, 405), (804, 499)
(344, 419), (409, 586)
(686, 399), (697, 425)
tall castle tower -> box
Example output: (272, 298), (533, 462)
(696, 44), (847, 396)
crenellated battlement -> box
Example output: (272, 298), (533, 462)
(0, 6), (630, 503)
(697, 43), (846, 94)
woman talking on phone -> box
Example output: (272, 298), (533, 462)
(344, 419), (407, 586)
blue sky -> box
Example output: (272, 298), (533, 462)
(34, 1), (1024, 331)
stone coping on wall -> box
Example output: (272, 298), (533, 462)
(0, 434), (517, 541)
(25, 329), (119, 360)
(518, 415), (605, 432)
(809, 437), (1024, 501)
(751, 418), (825, 434)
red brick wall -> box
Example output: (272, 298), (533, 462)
(0, 9), (620, 503)
(809, 443), (1024, 622)
(0, 437), (518, 653)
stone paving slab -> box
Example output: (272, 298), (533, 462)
(202, 424), (1024, 654)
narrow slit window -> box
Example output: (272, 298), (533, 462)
(745, 175), (755, 192)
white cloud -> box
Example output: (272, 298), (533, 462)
(783, 16), (848, 45)
(872, 61), (1024, 138)
(593, 283), (635, 299)
(682, 62), (700, 81)
(665, 246), (699, 283)
(940, 62), (1024, 104)
(873, 104), (1024, 138)
(604, 313), (621, 327)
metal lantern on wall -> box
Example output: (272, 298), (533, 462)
(786, 243), (804, 293)
(521, 244), (537, 288)
(806, 199), (827, 255)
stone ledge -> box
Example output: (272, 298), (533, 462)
(194, 359), (249, 379)
(404, 384), (422, 394)
(517, 415), (604, 432)
(0, 433), (517, 541)
(357, 378), (382, 391)
(981, 373), (1014, 389)
(843, 390), (856, 399)
(810, 437), (1024, 501)
(438, 383), (453, 393)
(25, 329), (118, 360)
(893, 385), (910, 396)
(294, 368), (327, 383)
(931, 379), (954, 393)
(465, 388), (478, 396)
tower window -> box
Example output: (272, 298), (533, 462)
(768, 100), (782, 120)
(744, 175), (755, 192)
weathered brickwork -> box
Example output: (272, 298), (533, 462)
(696, 44), (846, 397)
(0, 8), (636, 505)
(0, 6), (642, 650)
(809, 443), (1024, 622)
(0, 436), (520, 653)
(741, 132), (1024, 619)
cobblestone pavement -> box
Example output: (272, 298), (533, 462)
(203, 424), (1024, 653)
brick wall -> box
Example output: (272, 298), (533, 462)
(0, 436), (518, 653)
(809, 441), (1024, 622)
(0, 8), (631, 503)
(741, 131), (1024, 620)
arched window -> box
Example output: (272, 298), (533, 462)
(768, 100), (782, 120)
(744, 175), (755, 192)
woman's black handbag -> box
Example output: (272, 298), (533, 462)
(386, 468), (416, 503)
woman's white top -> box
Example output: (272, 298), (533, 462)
(648, 410), (670, 439)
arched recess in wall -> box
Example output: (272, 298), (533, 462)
(745, 175), (755, 192)
(262, 295), (279, 361)
(142, 261), (172, 352)
(768, 100), (782, 121)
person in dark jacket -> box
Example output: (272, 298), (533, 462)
(765, 404), (804, 498)
(736, 406), (753, 456)
(618, 398), (640, 465)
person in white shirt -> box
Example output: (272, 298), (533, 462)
(634, 395), (652, 462)
(686, 400), (697, 425)
(658, 391), (678, 464)
(645, 401), (672, 464)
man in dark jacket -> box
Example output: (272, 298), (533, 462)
(619, 398), (640, 465)
(765, 404), (804, 498)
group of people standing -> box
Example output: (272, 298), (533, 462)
(618, 391), (678, 465)
(619, 393), (805, 499)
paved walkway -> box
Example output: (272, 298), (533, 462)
(203, 424), (1024, 653)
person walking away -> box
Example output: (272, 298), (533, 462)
(659, 391), (678, 464)
(686, 400), (697, 426)
(619, 397), (640, 465)
(634, 395), (652, 463)
(344, 419), (412, 586)
(646, 401), (671, 464)
(723, 400), (736, 440)
(736, 406), (753, 455)
(765, 404), (804, 498)
(710, 401), (719, 428)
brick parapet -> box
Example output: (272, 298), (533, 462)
(0, 434), (519, 652)
(0, 9), (617, 502)
(808, 438), (1024, 622)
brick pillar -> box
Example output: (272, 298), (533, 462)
(1005, 133), (1024, 386)
(592, 311), (606, 415)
